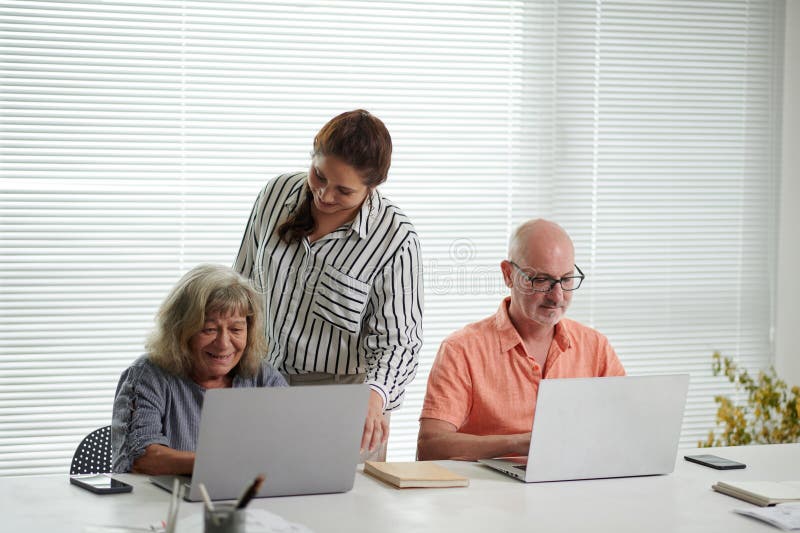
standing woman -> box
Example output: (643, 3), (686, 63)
(235, 109), (423, 459)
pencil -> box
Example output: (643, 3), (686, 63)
(234, 474), (266, 509)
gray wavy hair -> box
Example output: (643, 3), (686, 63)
(146, 264), (268, 379)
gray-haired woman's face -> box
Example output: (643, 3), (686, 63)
(188, 309), (247, 385)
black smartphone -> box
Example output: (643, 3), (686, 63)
(684, 454), (746, 470)
(69, 474), (133, 494)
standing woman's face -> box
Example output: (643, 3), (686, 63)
(308, 155), (371, 217)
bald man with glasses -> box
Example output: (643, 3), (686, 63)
(417, 219), (625, 461)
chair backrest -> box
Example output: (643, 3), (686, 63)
(70, 425), (112, 475)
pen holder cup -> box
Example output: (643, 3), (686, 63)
(204, 504), (246, 533)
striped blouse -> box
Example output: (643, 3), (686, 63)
(234, 172), (424, 411)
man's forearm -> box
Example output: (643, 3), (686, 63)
(417, 431), (529, 462)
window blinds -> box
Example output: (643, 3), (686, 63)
(0, 0), (784, 475)
(516, 0), (784, 445)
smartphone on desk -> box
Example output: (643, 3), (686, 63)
(70, 474), (133, 494)
(684, 454), (746, 470)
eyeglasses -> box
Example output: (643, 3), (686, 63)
(508, 262), (585, 292)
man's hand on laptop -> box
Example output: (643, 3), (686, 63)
(361, 391), (388, 455)
(417, 418), (533, 461)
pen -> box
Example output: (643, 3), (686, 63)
(198, 482), (219, 526)
(165, 479), (180, 533)
(165, 478), (177, 530)
(234, 474), (266, 510)
(171, 485), (184, 533)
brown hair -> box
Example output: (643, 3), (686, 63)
(278, 109), (392, 242)
(146, 264), (268, 379)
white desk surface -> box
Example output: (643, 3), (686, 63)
(4, 444), (798, 533)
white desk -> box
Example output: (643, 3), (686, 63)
(4, 444), (798, 533)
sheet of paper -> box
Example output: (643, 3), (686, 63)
(173, 509), (313, 533)
(84, 527), (160, 533)
(735, 502), (800, 531)
(85, 508), (313, 533)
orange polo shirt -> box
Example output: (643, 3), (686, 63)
(420, 297), (625, 436)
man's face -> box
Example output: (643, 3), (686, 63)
(503, 236), (576, 328)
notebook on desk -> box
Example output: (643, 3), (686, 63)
(479, 374), (689, 482)
(151, 384), (369, 501)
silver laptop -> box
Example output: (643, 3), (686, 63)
(151, 384), (369, 501)
(479, 374), (689, 482)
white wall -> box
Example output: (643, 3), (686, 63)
(776, 0), (800, 386)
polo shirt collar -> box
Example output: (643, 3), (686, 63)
(552, 318), (573, 351)
(495, 296), (574, 353)
(496, 297), (524, 353)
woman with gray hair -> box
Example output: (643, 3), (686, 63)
(111, 264), (286, 475)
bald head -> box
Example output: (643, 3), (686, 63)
(502, 219), (577, 331)
(508, 219), (574, 266)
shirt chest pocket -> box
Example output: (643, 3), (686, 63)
(311, 264), (371, 335)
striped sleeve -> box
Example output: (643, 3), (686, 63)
(234, 183), (268, 285)
(234, 173), (304, 291)
(110, 362), (170, 473)
(362, 234), (424, 411)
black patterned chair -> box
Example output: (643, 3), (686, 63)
(70, 425), (112, 474)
